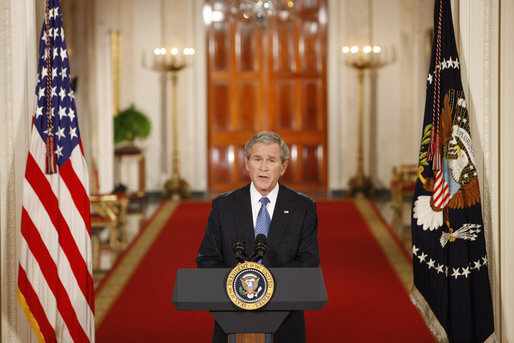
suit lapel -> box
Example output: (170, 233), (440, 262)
(232, 184), (255, 255)
(264, 184), (293, 264)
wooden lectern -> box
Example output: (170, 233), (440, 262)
(172, 268), (328, 343)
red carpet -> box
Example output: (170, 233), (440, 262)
(96, 200), (435, 342)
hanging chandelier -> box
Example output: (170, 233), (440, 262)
(230, 0), (295, 32)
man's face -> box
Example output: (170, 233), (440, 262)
(245, 142), (288, 196)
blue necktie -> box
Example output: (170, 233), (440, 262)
(255, 197), (271, 237)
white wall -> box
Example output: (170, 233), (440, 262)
(328, 0), (433, 190)
(0, 0), (38, 341)
(499, 0), (514, 339)
(92, 0), (207, 194)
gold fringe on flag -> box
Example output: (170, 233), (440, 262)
(17, 288), (46, 343)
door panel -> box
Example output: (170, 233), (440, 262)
(206, 0), (327, 193)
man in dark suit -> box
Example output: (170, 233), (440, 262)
(196, 131), (320, 343)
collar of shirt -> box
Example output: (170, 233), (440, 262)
(250, 182), (279, 228)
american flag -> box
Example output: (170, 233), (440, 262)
(410, 0), (495, 341)
(17, 0), (95, 342)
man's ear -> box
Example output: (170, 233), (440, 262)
(244, 157), (249, 172)
(280, 160), (289, 176)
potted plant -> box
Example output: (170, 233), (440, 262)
(114, 104), (151, 151)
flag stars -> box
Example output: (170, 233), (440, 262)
(53, 47), (59, 59)
(58, 105), (67, 119)
(41, 67), (48, 79)
(38, 87), (45, 99)
(51, 86), (57, 98)
(69, 126), (78, 140)
(35, 106), (43, 119)
(55, 145), (63, 159)
(52, 67), (58, 80)
(43, 127), (54, 137)
(56, 127), (66, 140)
(418, 252), (427, 263)
(482, 256), (488, 265)
(451, 268), (461, 279)
(60, 48), (68, 61)
(42, 48), (49, 61)
(49, 7), (59, 19)
(427, 73), (433, 84)
(427, 259), (436, 269)
(473, 260), (482, 271)
(436, 264), (444, 274)
(59, 88), (66, 101)
(60, 67), (68, 80)
(68, 108), (75, 122)
(461, 267), (471, 278)
(412, 245), (419, 256)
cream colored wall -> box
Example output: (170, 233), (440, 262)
(457, 0), (514, 341)
(92, 0), (207, 194)
(328, 0), (433, 190)
(1, 0), (38, 342)
(500, 0), (514, 340)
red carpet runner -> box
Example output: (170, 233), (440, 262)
(96, 200), (435, 342)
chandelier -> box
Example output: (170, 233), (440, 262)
(230, 0), (295, 32)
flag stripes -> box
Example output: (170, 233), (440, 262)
(24, 152), (94, 307)
(20, 212), (89, 342)
(18, 269), (56, 342)
(433, 170), (450, 208)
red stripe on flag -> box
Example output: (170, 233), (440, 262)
(24, 154), (94, 309)
(21, 209), (90, 343)
(18, 267), (56, 342)
(60, 160), (91, 236)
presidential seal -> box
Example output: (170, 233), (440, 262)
(226, 262), (274, 310)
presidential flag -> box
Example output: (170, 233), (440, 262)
(410, 0), (495, 342)
(17, 0), (95, 342)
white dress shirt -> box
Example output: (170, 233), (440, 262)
(249, 182), (279, 230)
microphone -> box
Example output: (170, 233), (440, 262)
(251, 234), (267, 262)
(233, 232), (247, 263)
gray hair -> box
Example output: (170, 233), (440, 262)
(245, 131), (290, 163)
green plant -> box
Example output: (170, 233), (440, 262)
(114, 104), (151, 144)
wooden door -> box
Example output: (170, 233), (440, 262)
(206, 0), (327, 193)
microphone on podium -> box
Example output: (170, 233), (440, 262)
(233, 232), (247, 263)
(251, 234), (267, 262)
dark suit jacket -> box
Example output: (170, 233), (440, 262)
(196, 183), (320, 343)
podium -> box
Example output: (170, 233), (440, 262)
(172, 267), (327, 342)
